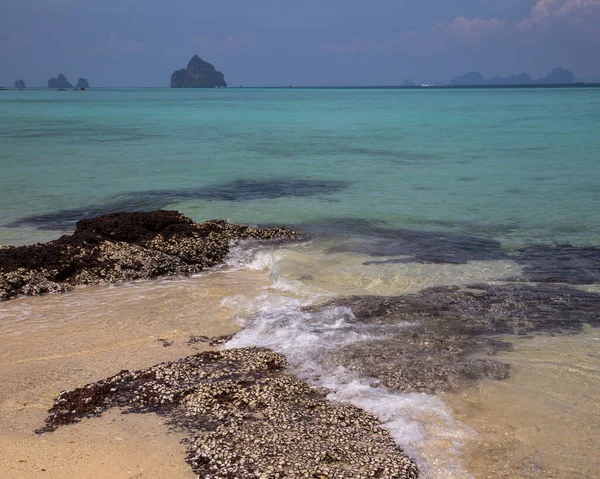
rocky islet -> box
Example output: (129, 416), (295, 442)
(0, 210), (297, 301)
(170, 55), (227, 88)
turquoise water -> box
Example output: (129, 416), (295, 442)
(1, 87), (599, 247)
(2, 88), (600, 478)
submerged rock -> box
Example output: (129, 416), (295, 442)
(310, 283), (600, 394)
(48, 73), (73, 89)
(170, 55), (227, 88)
(14, 79), (25, 88)
(0, 210), (298, 301)
(37, 347), (418, 479)
(76, 77), (89, 89)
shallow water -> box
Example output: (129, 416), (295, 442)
(223, 241), (600, 478)
(1, 87), (599, 478)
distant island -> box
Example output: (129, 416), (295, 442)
(449, 67), (575, 86)
(48, 74), (73, 88)
(170, 55), (227, 88)
(14, 79), (25, 88)
(47, 74), (89, 89)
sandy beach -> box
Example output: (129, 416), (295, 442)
(0, 270), (269, 479)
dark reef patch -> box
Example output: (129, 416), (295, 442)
(0, 125), (161, 143)
(514, 244), (600, 284)
(307, 283), (600, 393)
(196, 178), (349, 201)
(307, 219), (508, 264)
(0, 210), (297, 301)
(7, 179), (349, 230)
(297, 218), (600, 285)
(37, 347), (418, 479)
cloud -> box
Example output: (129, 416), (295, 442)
(322, 38), (368, 54)
(224, 33), (260, 52)
(91, 33), (145, 55)
(0, 32), (32, 54)
(431, 16), (505, 45)
(190, 35), (209, 50)
(322, 32), (417, 54)
(322, 16), (504, 56)
(520, 0), (600, 28)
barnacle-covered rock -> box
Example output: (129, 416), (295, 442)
(38, 347), (418, 479)
(0, 210), (298, 300)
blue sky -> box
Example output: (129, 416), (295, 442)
(1, 0), (599, 86)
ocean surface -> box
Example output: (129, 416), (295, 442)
(1, 87), (600, 478)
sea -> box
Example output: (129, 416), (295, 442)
(1, 87), (599, 478)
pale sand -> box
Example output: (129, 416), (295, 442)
(0, 269), (271, 479)
(444, 326), (600, 479)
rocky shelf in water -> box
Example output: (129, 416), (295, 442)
(37, 347), (418, 478)
(0, 210), (298, 301)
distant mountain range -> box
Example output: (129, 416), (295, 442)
(449, 67), (576, 86)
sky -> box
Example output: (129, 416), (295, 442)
(1, 0), (599, 87)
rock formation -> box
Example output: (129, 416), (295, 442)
(536, 67), (575, 84)
(0, 210), (297, 301)
(489, 73), (533, 85)
(37, 347), (419, 479)
(450, 67), (576, 86)
(450, 71), (486, 86)
(47, 73), (73, 88)
(170, 55), (227, 88)
(14, 79), (25, 88)
(76, 77), (89, 89)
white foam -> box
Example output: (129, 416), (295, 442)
(220, 238), (490, 477)
(225, 241), (288, 271)
(224, 298), (475, 478)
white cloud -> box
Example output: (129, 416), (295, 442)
(190, 35), (209, 50)
(224, 33), (260, 52)
(322, 38), (367, 54)
(92, 33), (145, 55)
(520, 0), (600, 28)
(431, 17), (505, 45)
(0, 33), (32, 54)
(322, 16), (504, 56)
(322, 32), (417, 54)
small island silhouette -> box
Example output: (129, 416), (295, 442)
(449, 67), (575, 86)
(170, 55), (227, 88)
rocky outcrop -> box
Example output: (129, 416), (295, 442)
(311, 283), (600, 394)
(48, 73), (73, 88)
(37, 347), (419, 479)
(0, 210), (297, 301)
(76, 77), (89, 89)
(489, 73), (533, 85)
(537, 67), (575, 84)
(14, 79), (25, 88)
(450, 71), (486, 86)
(170, 55), (227, 88)
(450, 67), (575, 86)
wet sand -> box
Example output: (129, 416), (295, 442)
(0, 270), (270, 479)
(444, 326), (600, 478)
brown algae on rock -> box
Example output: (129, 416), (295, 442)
(0, 210), (298, 301)
(37, 347), (419, 479)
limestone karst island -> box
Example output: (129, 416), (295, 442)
(170, 55), (227, 88)
(47, 74), (89, 89)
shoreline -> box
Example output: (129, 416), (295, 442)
(0, 272), (258, 478)
(0, 270), (420, 479)
(0, 210), (298, 302)
(2, 212), (599, 478)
